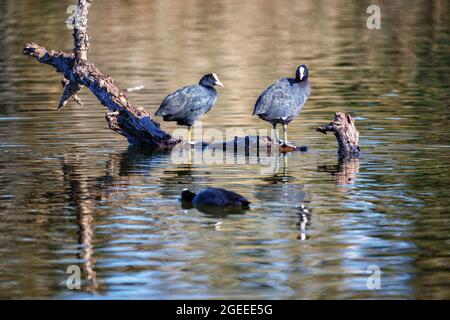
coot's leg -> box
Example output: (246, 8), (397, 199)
(187, 126), (193, 146)
(283, 124), (288, 145)
(272, 123), (278, 143)
(283, 152), (288, 175)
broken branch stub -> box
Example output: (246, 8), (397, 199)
(316, 112), (360, 157)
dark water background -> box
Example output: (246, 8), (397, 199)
(0, 0), (449, 299)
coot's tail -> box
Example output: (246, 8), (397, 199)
(240, 199), (251, 209)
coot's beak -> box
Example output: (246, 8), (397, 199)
(299, 66), (306, 81)
(215, 79), (224, 87)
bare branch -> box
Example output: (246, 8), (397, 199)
(59, 79), (83, 110)
(73, 0), (90, 62)
(23, 43), (73, 73)
(23, 0), (183, 151)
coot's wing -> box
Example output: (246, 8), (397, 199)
(188, 91), (217, 114)
(252, 78), (294, 116)
(217, 188), (250, 207)
(288, 81), (310, 115)
(155, 85), (201, 117)
(194, 188), (250, 207)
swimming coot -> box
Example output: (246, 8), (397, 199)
(253, 65), (310, 145)
(181, 188), (250, 209)
(155, 73), (223, 145)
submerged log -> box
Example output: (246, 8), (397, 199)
(316, 112), (360, 157)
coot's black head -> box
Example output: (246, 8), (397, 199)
(295, 65), (309, 82)
(199, 73), (224, 88)
(181, 188), (196, 203)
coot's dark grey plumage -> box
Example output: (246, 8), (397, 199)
(253, 65), (310, 145)
(155, 73), (223, 144)
(181, 188), (250, 209)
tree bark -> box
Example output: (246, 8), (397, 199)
(316, 112), (360, 157)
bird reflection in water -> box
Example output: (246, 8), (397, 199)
(296, 204), (312, 241)
(262, 152), (294, 183)
(181, 201), (250, 216)
(255, 153), (313, 240)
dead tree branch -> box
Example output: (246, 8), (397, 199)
(23, 0), (180, 150)
(316, 112), (360, 157)
(59, 79), (83, 110)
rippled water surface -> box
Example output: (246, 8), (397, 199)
(0, 0), (449, 299)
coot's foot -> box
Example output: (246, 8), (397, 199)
(279, 142), (297, 153)
(180, 140), (196, 148)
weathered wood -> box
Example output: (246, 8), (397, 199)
(72, 0), (90, 62)
(316, 112), (360, 157)
(59, 78), (83, 110)
(23, 0), (180, 149)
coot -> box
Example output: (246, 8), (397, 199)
(181, 188), (250, 209)
(155, 73), (223, 145)
(253, 65), (310, 145)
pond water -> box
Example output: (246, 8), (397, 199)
(0, 0), (449, 299)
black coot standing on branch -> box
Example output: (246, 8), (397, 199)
(155, 73), (223, 145)
(253, 65), (310, 146)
